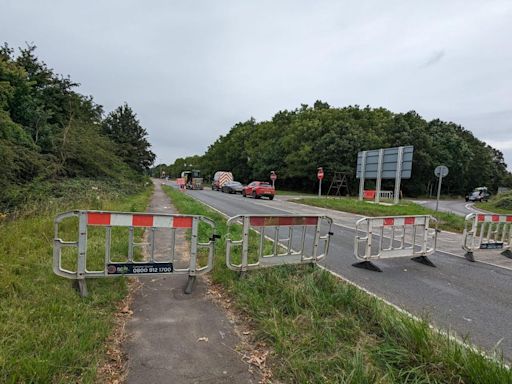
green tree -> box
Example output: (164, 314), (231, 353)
(102, 103), (155, 173)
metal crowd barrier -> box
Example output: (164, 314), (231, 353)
(53, 210), (217, 296)
(226, 215), (333, 273)
(462, 213), (512, 262)
(353, 215), (438, 272)
(379, 190), (394, 200)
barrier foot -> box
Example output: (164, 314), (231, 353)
(464, 252), (475, 262)
(411, 256), (436, 267)
(184, 275), (196, 294)
(352, 261), (382, 272)
(73, 279), (88, 297)
(501, 249), (512, 259)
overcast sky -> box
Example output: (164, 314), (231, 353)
(2, 0), (511, 169)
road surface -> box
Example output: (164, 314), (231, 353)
(410, 198), (487, 217)
(176, 186), (512, 360)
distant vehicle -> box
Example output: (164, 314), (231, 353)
(212, 171), (233, 191)
(181, 170), (203, 190)
(242, 181), (275, 200)
(222, 181), (244, 194)
(465, 187), (490, 202)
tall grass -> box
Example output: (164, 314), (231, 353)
(0, 180), (152, 383)
(164, 186), (511, 383)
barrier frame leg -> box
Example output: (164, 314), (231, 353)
(73, 279), (88, 297)
(411, 255), (436, 267)
(184, 275), (196, 294)
(352, 260), (382, 272)
(464, 251), (475, 262)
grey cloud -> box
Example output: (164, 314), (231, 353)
(1, 0), (511, 169)
(422, 50), (445, 67)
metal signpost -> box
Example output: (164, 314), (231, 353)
(270, 171), (277, 189)
(317, 167), (324, 197)
(356, 146), (414, 204)
(434, 165), (449, 212)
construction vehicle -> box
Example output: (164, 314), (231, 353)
(181, 170), (203, 190)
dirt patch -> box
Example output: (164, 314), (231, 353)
(96, 278), (142, 383)
(205, 278), (276, 384)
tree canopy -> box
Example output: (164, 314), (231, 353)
(0, 44), (154, 211)
(156, 102), (511, 195)
(102, 103), (155, 173)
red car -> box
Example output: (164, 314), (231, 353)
(242, 181), (275, 200)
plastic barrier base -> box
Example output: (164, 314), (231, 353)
(502, 249), (512, 259)
(464, 252), (475, 262)
(411, 256), (436, 267)
(352, 261), (383, 272)
(184, 276), (196, 294)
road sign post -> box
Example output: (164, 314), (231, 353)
(270, 171), (277, 189)
(317, 167), (324, 197)
(434, 165), (449, 212)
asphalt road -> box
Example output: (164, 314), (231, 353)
(410, 198), (485, 217)
(181, 187), (512, 360)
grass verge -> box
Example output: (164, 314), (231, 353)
(275, 189), (317, 197)
(294, 197), (465, 233)
(163, 186), (511, 384)
(476, 192), (512, 215)
(0, 179), (152, 383)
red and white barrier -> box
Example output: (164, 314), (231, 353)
(462, 213), (512, 261)
(86, 212), (193, 228)
(53, 210), (217, 297)
(226, 214), (333, 273)
(354, 215), (438, 272)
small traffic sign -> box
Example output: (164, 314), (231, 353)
(434, 165), (449, 178)
(434, 165), (449, 212)
(317, 167), (324, 197)
(270, 172), (277, 181)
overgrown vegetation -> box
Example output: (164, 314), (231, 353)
(154, 101), (512, 196)
(0, 43), (155, 212)
(477, 191), (512, 214)
(0, 182), (152, 383)
(295, 197), (465, 232)
(163, 186), (512, 383)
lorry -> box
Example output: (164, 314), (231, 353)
(181, 170), (203, 190)
(212, 171), (233, 191)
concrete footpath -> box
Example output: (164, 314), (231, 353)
(123, 180), (258, 383)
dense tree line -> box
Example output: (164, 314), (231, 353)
(155, 101), (511, 196)
(0, 44), (155, 211)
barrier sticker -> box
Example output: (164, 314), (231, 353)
(107, 262), (174, 275)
